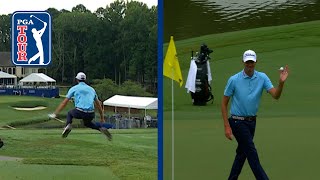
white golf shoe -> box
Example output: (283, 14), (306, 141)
(99, 127), (112, 141)
(62, 124), (72, 138)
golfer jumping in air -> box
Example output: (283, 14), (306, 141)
(49, 72), (112, 141)
(28, 15), (47, 65)
(221, 50), (289, 180)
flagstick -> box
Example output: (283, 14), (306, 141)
(164, 36), (182, 180)
(172, 75), (175, 180)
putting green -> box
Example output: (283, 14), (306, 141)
(0, 161), (120, 180)
(163, 21), (320, 179)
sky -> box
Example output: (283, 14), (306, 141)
(0, 0), (157, 15)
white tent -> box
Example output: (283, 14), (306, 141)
(19, 73), (56, 87)
(103, 95), (158, 118)
(0, 71), (17, 86)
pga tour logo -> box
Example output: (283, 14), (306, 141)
(11, 11), (51, 66)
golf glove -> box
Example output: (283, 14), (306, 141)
(48, 113), (56, 119)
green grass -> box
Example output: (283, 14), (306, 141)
(0, 161), (119, 180)
(0, 129), (157, 180)
(164, 20), (320, 179)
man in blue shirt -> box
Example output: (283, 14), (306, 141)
(49, 72), (112, 141)
(221, 50), (289, 180)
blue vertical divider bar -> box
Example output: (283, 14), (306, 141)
(157, 0), (163, 179)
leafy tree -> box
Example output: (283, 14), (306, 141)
(0, 14), (10, 51)
(118, 80), (153, 97)
(92, 79), (118, 100)
(104, 0), (126, 85)
(120, 2), (157, 88)
(92, 79), (153, 101)
(72, 4), (91, 13)
(46, 8), (61, 19)
(49, 11), (99, 82)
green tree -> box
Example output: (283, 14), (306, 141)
(119, 80), (153, 97)
(120, 2), (157, 89)
(49, 11), (99, 82)
(104, 0), (126, 85)
(0, 14), (10, 51)
(72, 4), (91, 13)
(92, 79), (118, 100)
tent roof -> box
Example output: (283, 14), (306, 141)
(0, 71), (17, 78)
(103, 95), (158, 110)
(19, 73), (56, 82)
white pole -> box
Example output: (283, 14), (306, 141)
(129, 107), (131, 120)
(172, 71), (175, 180)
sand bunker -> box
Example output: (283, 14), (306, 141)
(0, 155), (22, 161)
(13, 106), (47, 111)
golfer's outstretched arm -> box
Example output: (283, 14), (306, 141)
(54, 98), (69, 115)
(221, 96), (233, 140)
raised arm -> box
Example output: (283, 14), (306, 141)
(268, 65), (289, 99)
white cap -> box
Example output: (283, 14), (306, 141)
(75, 72), (86, 80)
(243, 50), (257, 62)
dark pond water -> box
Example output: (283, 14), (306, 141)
(164, 0), (320, 41)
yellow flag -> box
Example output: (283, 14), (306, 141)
(163, 36), (183, 87)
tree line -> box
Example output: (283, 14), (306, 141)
(0, 0), (158, 95)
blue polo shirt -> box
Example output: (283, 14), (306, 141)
(66, 82), (98, 111)
(224, 70), (273, 116)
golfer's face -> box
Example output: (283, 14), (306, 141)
(244, 60), (256, 72)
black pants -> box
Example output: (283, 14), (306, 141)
(228, 118), (269, 180)
(0, 139), (3, 148)
(66, 108), (100, 130)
